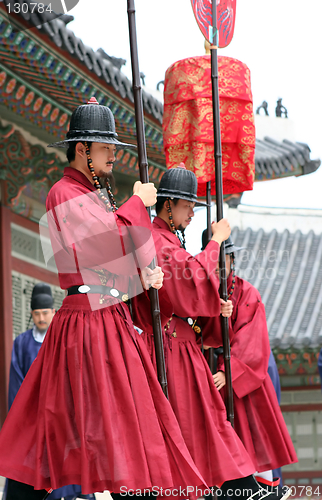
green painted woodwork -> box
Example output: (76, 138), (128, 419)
(273, 348), (321, 386)
(0, 120), (166, 218)
(0, 8), (165, 163)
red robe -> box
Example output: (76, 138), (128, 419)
(0, 168), (207, 495)
(201, 274), (298, 472)
(142, 217), (255, 487)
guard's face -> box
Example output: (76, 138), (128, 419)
(216, 255), (232, 279)
(31, 308), (55, 333)
(90, 142), (116, 178)
(170, 199), (195, 230)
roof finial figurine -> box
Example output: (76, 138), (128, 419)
(156, 80), (164, 91)
(256, 100), (269, 116)
(139, 72), (146, 86)
(276, 98), (288, 118)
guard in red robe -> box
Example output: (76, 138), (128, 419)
(200, 234), (297, 492)
(5, 283), (95, 500)
(142, 165), (288, 500)
(0, 100), (207, 500)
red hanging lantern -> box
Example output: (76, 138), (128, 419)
(163, 55), (255, 197)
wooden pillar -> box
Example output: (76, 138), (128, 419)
(0, 181), (13, 427)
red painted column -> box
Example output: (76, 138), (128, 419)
(0, 181), (13, 427)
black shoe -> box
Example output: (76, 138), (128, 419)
(6, 479), (50, 500)
(220, 475), (279, 500)
(255, 477), (291, 500)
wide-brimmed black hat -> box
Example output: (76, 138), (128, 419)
(30, 283), (54, 311)
(48, 97), (135, 149)
(201, 232), (245, 252)
(157, 164), (207, 207)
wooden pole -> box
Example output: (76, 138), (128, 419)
(210, 0), (234, 426)
(127, 0), (168, 398)
(206, 181), (217, 374)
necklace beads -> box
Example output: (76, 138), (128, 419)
(167, 198), (186, 249)
(85, 142), (117, 212)
(228, 253), (236, 299)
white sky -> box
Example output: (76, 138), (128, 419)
(67, 0), (322, 213)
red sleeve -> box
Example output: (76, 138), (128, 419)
(116, 194), (150, 228)
(48, 193), (154, 275)
(156, 237), (221, 318)
(217, 285), (271, 398)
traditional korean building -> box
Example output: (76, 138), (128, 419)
(0, 2), (321, 489)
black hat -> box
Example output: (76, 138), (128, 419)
(201, 231), (245, 253)
(224, 235), (245, 254)
(157, 164), (207, 207)
(48, 97), (135, 149)
(30, 283), (54, 311)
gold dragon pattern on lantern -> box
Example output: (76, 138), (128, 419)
(163, 55), (255, 197)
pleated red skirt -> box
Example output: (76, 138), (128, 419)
(228, 376), (297, 472)
(0, 295), (206, 495)
(142, 324), (255, 487)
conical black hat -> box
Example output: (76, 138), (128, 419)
(157, 164), (207, 207)
(48, 97), (135, 149)
(224, 235), (245, 254)
(30, 283), (54, 310)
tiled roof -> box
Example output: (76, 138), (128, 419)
(255, 138), (320, 180)
(232, 227), (322, 351)
(1, 1), (319, 181)
(0, 0), (163, 122)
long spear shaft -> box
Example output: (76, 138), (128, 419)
(206, 182), (216, 374)
(210, 0), (234, 426)
(127, 0), (168, 398)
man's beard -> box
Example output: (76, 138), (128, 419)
(35, 325), (48, 334)
(99, 171), (116, 192)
